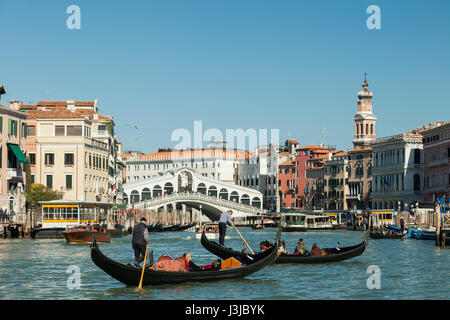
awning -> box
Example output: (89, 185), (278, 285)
(8, 143), (28, 164)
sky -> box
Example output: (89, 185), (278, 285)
(0, 0), (449, 153)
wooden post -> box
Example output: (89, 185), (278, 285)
(435, 203), (441, 247)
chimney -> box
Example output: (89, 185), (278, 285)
(67, 99), (76, 111)
(9, 100), (22, 111)
(0, 85), (5, 105)
(328, 152), (332, 160)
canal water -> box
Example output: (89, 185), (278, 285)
(0, 229), (448, 300)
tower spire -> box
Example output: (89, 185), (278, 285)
(353, 76), (377, 148)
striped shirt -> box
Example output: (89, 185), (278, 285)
(219, 211), (232, 225)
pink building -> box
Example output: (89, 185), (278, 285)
(422, 122), (450, 205)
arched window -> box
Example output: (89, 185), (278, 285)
(197, 183), (206, 194)
(251, 197), (261, 208)
(230, 191), (239, 203)
(208, 185), (217, 197)
(153, 185), (162, 197)
(130, 190), (140, 204)
(219, 188), (228, 200)
(164, 182), (174, 195)
(241, 194), (250, 205)
(141, 188), (151, 201)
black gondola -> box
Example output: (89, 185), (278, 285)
(90, 235), (279, 286)
(369, 231), (406, 239)
(201, 230), (369, 264)
(172, 222), (197, 232)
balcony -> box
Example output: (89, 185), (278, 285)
(7, 168), (23, 180)
(426, 158), (448, 167)
(346, 194), (360, 200)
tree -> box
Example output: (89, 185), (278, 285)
(26, 183), (63, 226)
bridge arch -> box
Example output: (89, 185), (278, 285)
(241, 194), (250, 205)
(141, 188), (151, 201)
(164, 182), (174, 195)
(130, 190), (140, 204)
(197, 183), (207, 194)
(208, 185), (218, 197)
(230, 191), (239, 203)
(219, 188), (228, 200)
(252, 197), (261, 208)
(153, 185), (162, 198)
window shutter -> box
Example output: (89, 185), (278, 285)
(8, 119), (11, 135)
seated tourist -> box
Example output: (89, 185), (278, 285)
(310, 243), (321, 256)
(259, 240), (273, 251)
(278, 240), (287, 255)
(294, 239), (307, 255)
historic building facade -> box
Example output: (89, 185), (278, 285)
(0, 86), (28, 219)
(422, 122), (449, 205)
(323, 151), (349, 210)
(347, 147), (373, 210)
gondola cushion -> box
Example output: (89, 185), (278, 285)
(220, 257), (242, 269)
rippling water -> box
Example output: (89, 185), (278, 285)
(0, 229), (448, 300)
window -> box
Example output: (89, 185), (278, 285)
(66, 175), (73, 190)
(21, 123), (27, 138)
(414, 149), (421, 164)
(45, 153), (54, 166)
(27, 125), (35, 137)
(55, 125), (65, 136)
(29, 153), (36, 165)
(46, 175), (53, 189)
(66, 125), (82, 136)
(8, 119), (18, 136)
(64, 153), (74, 166)
(31, 174), (35, 184)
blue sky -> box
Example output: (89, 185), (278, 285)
(1, 0), (449, 153)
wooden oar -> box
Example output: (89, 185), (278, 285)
(232, 223), (255, 255)
(137, 244), (149, 289)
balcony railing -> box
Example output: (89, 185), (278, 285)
(7, 168), (23, 180)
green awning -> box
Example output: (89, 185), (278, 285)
(8, 143), (28, 164)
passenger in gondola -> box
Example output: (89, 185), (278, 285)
(400, 218), (405, 233)
(294, 238), (306, 255)
(278, 240), (287, 255)
(259, 240), (272, 251)
(310, 243), (321, 256)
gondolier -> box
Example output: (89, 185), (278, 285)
(132, 217), (150, 265)
(218, 210), (233, 246)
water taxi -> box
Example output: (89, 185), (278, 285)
(280, 213), (307, 232)
(32, 200), (113, 239)
(195, 223), (219, 239)
(305, 214), (333, 230)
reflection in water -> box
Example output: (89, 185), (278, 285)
(0, 229), (449, 299)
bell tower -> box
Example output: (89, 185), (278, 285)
(353, 75), (377, 148)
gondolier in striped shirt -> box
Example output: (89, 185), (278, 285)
(132, 217), (150, 265)
(218, 210), (233, 246)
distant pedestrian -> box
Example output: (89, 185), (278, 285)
(218, 210), (233, 246)
(132, 217), (150, 265)
(400, 218), (405, 233)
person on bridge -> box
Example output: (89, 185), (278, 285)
(218, 210), (233, 246)
(132, 217), (150, 266)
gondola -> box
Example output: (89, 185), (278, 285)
(201, 230), (369, 264)
(369, 231), (406, 239)
(90, 235), (279, 286)
(172, 222), (197, 232)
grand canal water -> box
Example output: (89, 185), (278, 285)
(0, 228), (449, 300)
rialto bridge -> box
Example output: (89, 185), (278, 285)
(123, 168), (264, 221)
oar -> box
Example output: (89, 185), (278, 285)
(137, 244), (149, 290)
(232, 223), (255, 255)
